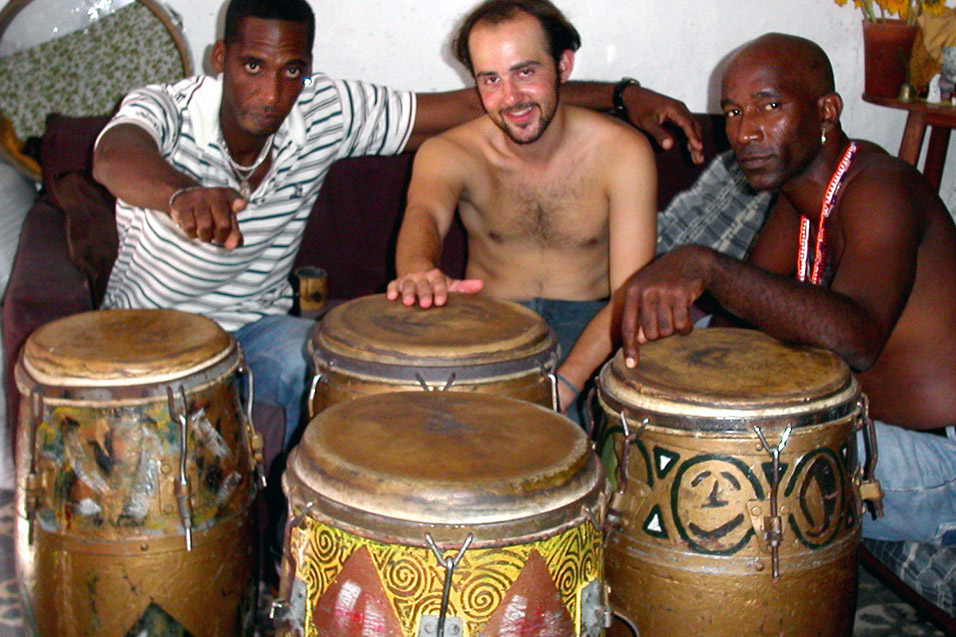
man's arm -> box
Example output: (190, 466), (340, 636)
(621, 175), (920, 369)
(386, 137), (483, 307)
(555, 126), (658, 407)
(93, 124), (245, 249)
(409, 81), (703, 162)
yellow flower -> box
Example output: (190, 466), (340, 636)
(834, 0), (952, 23)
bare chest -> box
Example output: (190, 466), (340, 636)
(462, 168), (607, 248)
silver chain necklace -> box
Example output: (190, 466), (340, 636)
(220, 132), (274, 199)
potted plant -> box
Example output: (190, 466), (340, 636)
(836, 0), (951, 97)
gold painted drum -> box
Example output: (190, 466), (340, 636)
(595, 328), (881, 637)
(276, 391), (609, 636)
(308, 293), (558, 416)
(14, 309), (264, 636)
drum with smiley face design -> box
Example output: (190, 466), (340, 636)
(596, 328), (882, 636)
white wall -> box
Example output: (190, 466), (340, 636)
(4, 0), (955, 209)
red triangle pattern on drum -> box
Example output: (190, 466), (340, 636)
(312, 546), (403, 636)
(479, 550), (574, 636)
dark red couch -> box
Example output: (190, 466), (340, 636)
(1, 112), (730, 449)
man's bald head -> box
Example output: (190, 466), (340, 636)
(725, 33), (835, 101)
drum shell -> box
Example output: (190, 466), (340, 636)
(308, 294), (558, 416)
(596, 331), (863, 637)
(279, 392), (608, 636)
(14, 317), (258, 636)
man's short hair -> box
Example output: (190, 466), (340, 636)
(453, 0), (581, 73)
(224, 0), (315, 49)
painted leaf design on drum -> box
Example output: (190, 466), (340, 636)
(671, 454), (764, 555)
(479, 550), (574, 636)
(57, 408), (162, 528)
(784, 448), (849, 549)
(311, 546), (403, 636)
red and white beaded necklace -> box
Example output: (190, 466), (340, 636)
(797, 141), (859, 285)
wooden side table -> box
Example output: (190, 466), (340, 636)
(863, 94), (956, 191)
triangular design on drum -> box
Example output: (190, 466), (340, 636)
(761, 461), (789, 487)
(479, 549), (574, 636)
(653, 447), (680, 479)
(642, 504), (668, 539)
(124, 602), (194, 636)
(312, 545), (403, 636)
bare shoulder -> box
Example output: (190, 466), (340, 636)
(567, 106), (652, 149)
(840, 140), (942, 223)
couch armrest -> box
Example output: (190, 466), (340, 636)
(3, 200), (93, 436)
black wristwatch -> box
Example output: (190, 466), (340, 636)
(613, 76), (641, 118)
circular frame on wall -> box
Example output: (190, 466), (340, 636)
(0, 0), (193, 180)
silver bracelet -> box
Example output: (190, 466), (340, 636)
(168, 185), (203, 211)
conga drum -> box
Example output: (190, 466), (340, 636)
(275, 391), (610, 636)
(595, 328), (882, 636)
(308, 293), (558, 416)
(14, 309), (263, 636)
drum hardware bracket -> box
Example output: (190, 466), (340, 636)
(614, 413), (648, 496)
(753, 423), (792, 579)
(238, 359), (267, 489)
(24, 389), (46, 545)
(580, 578), (612, 635)
(271, 500), (316, 631)
(419, 615), (462, 637)
(167, 386), (194, 551)
(584, 385), (597, 437)
(425, 532), (474, 637)
(414, 372), (457, 392)
(855, 394), (885, 518)
(306, 371), (323, 420)
(547, 370), (560, 412)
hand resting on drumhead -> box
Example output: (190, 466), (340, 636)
(386, 267), (484, 308)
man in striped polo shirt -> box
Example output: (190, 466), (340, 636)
(92, 0), (704, 454)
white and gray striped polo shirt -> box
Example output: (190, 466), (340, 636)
(98, 73), (415, 332)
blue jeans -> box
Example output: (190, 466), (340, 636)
(857, 421), (956, 545)
(234, 314), (315, 450)
(518, 298), (606, 428)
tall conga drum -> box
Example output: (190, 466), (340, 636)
(14, 309), (263, 636)
(275, 391), (610, 636)
(595, 328), (882, 636)
(308, 293), (558, 416)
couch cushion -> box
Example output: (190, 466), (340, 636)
(39, 114), (117, 306)
(49, 170), (118, 307)
(39, 113), (112, 208)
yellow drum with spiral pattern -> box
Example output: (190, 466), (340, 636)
(277, 391), (609, 637)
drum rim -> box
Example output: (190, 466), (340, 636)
(597, 375), (861, 432)
(19, 309), (236, 388)
(283, 467), (606, 547)
(287, 392), (603, 524)
(312, 340), (557, 382)
(312, 293), (557, 366)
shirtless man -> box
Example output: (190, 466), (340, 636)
(621, 33), (956, 545)
(387, 0), (657, 415)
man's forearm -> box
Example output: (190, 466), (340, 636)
(557, 303), (615, 390)
(704, 249), (887, 369)
(394, 211), (446, 276)
(93, 124), (194, 212)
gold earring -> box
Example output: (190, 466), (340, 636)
(821, 127), (827, 145)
